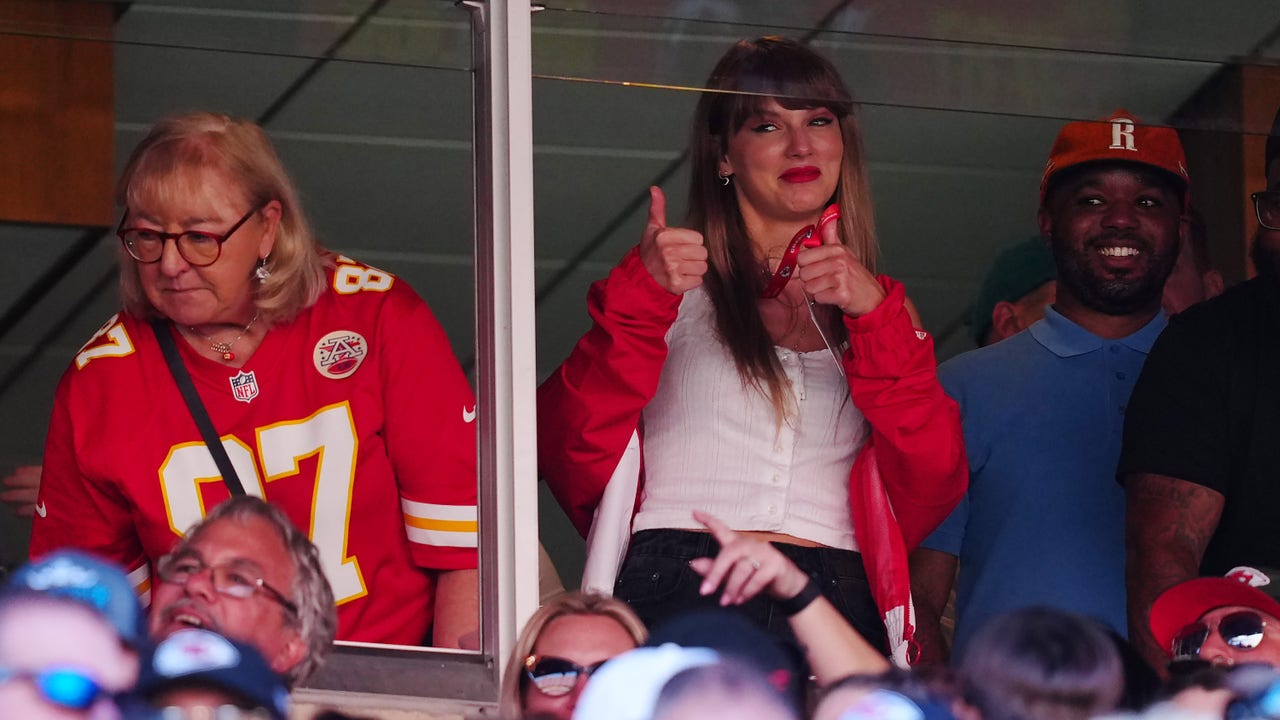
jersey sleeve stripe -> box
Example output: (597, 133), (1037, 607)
(401, 500), (479, 548)
(405, 526), (479, 548)
(404, 516), (477, 533)
(127, 563), (152, 607)
(400, 499), (477, 522)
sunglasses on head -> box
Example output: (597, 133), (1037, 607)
(0, 665), (112, 710)
(521, 655), (608, 697)
(1172, 610), (1268, 661)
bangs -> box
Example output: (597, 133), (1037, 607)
(708, 40), (854, 134)
(118, 135), (241, 212)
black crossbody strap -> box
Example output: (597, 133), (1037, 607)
(151, 320), (246, 496)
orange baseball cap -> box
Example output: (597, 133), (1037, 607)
(1040, 109), (1190, 205)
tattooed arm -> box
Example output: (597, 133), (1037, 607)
(1125, 472), (1224, 674)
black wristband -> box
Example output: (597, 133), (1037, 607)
(777, 577), (822, 616)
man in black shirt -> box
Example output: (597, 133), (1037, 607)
(1120, 104), (1280, 672)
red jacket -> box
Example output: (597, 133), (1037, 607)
(538, 247), (967, 664)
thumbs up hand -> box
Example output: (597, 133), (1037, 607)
(796, 205), (886, 317)
(639, 186), (709, 295)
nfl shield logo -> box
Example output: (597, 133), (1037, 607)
(229, 370), (259, 404)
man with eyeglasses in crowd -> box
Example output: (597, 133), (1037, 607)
(0, 550), (145, 718)
(1149, 568), (1280, 669)
(1120, 104), (1280, 673)
(1, 499), (333, 717)
(148, 495), (337, 688)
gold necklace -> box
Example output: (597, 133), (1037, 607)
(793, 314), (810, 351)
(187, 313), (259, 362)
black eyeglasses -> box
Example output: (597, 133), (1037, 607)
(156, 552), (298, 617)
(117, 204), (263, 267)
(521, 655), (608, 697)
(1252, 191), (1280, 232)
(1172, 610), (1268, 661)
(0, 665), (113, 711)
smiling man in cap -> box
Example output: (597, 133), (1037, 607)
(911, 110), (1188, 664)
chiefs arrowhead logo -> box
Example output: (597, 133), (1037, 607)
(313, 330), (367, 380)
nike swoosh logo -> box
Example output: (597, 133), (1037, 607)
(462, 405), (477, 423)
(34, 501), (47, 518)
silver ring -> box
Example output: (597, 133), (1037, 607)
(749, 559), (762, 571)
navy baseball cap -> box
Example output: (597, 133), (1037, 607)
(646, 608), (806, 706)
(5, 549), (147, 648)
(136, 629), (290, 720)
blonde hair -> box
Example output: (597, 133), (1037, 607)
(688, 37), (878, 421)
(115, 112), (331, 325)
(498, 591), (647, 720)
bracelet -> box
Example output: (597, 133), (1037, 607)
(777, 577), (822, 616)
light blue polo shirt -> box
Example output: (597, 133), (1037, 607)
(922, 306), (1166, 661)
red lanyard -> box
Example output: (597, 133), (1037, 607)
(758, 204), (841, 299)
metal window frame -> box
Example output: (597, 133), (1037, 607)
(294, 0), (539, 712)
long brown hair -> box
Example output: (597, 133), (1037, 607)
(687, 37), (879, 420)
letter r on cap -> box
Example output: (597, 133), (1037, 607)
(1110, 118), (1136, 151)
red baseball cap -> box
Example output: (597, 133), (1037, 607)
(1149, 567), (1280, 658)
(1040, 109), (1190, 204)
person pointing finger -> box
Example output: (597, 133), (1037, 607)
(687, 509), (890, 684)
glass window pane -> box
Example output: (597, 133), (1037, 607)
(0, 0), (495, 709)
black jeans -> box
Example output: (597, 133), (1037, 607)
(614, 528), (888, 656)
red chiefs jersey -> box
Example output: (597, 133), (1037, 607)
(30, 256), (478, 645)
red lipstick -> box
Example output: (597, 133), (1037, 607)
(781, 166), (820, 183)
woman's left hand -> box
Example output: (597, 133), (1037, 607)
(688, 510), (810, 607)
(795, 215), (886, 317)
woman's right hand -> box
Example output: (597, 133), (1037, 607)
(640, 186), (708, 295)
(688, 509), (810, 606)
